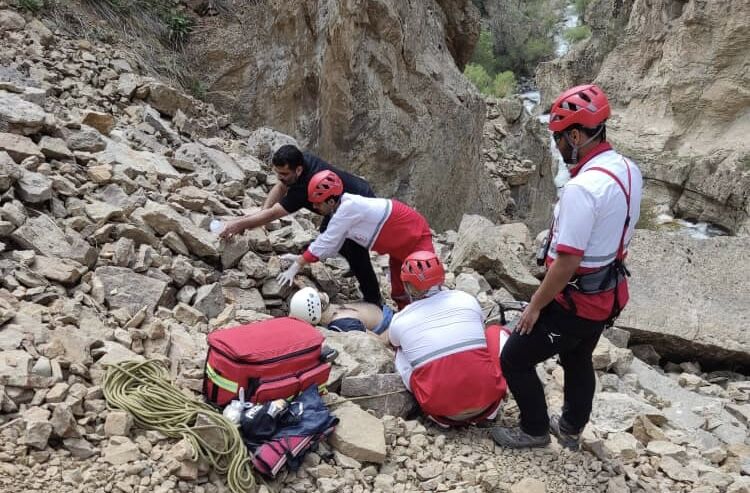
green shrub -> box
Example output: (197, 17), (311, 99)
(464, 63), (492, 93)
(165, 11), (193, 45)
(490, 71), (516, 98)
(519, 37), (555, 67)
(17, 0), (45, 11)
(574, 0), (593, 17)
(563, 25), (592, 44)
(470, 30), (497, 75)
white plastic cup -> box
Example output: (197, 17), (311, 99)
(209, 219), (224, 235)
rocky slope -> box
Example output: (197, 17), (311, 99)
(1, 6), (750, 493)
(536, 0), (750, 235)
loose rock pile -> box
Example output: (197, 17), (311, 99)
(0, 6), (748, 493)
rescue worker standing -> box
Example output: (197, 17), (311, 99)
(219, 145), (383, 306)
(492, 85), (643, 449)
(276, 171), (435, 309)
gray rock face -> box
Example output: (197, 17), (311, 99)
(449, 215), (539, 299)
(93, 266), (168, 315)
(188, 0), (492, 230)
(620, 231), (750, 368)
(538, 0), (750, 234)
(11, 214), (96, 267)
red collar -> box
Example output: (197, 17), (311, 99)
(568, 142), (613, 177)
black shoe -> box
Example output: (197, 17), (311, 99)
(549, 414), (581, 451)
(491, 426), (550, 449)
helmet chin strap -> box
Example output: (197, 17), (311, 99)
(563, 126), (604, 167)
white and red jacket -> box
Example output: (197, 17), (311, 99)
(302, 193), (431, 263)
(389, 290), (506, 420)
(546, 142), (643, 321)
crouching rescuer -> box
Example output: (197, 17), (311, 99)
(386, 251), (508, 427)
(277, 170), (435, 310)
(492, 84), (643, 449)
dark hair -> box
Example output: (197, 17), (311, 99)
(272, 145), (304, 169)
(570, 123), (607, 142)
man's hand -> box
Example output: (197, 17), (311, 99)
(219, 218), (246, 239)
(277, 261), (301, 286)
(516, 304), (541, 335)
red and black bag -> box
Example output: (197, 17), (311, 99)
(203, 317), (331, 407)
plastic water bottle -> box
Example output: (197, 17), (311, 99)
(209, 219), (224, 235)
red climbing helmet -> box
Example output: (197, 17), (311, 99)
(307, 170), (344, 203)
(401, 251), (445, 291)
(549, 84), (611, 132)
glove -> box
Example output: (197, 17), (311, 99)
(279, 253), (299, 267)
(277, 261), (301, 286)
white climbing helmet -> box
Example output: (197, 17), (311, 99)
(289, 287), (322, 325)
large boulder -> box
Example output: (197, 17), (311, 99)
(95, 138), (180, 179)
(11, 214), (97, 268)
(93, 266), (168, 315)
(188, 0), (498, 230)
(340, 373), (417, 418)
(0, 90), (48, 135)
(330, 402), (386, 464)
(449, 214), (539, 299)
(619, 231), (750, 369)
(322, 329), (395, 378)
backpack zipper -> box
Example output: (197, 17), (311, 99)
(211, 343), (320, 365)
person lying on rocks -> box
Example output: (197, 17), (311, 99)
(219, 144), (384, 307)
(383, 251), (509, 427)
(288, 287), (394, 336)
(275, 170), (435, 310)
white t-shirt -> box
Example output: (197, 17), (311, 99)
(548, 148), (643, 268)
(389, 290), (487, 389)
(304, 193), (391, 261)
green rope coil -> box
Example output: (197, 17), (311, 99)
(102, 360), (255, 493)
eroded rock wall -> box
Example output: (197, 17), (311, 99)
(188, 0), (496, 230)
(537, 0), (750, 234)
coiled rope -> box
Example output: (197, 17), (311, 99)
(102, 360), (255, 493)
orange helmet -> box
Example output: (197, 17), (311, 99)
(549, 84), (610, 132)
(307, 170), (344, 203)
(401, 251), (445, 291)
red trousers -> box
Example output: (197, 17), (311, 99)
(371, 200), (434, 309)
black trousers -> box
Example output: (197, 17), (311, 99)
(320, 213), (382, 306)
(500, 301), (605, 436)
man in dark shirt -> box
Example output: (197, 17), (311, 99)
(220, 144), (383, 305)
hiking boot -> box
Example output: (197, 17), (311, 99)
(490, 426), (550, 448)
(549, 414), (581, 451)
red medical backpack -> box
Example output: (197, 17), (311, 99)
(203, 317), (331, 407)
